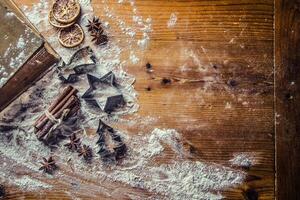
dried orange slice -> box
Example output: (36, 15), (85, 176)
(48, 10), (75, 28)
(58, 24), (84, 48)
(52, 0), (81, 24)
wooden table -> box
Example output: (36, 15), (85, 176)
(3, 0), (300, 199)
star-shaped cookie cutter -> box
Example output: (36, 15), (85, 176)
(57, 47), (96, 83)
(81, 72), (125, 113)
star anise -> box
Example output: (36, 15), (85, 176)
(91, 31), (108, 45)
(39, 156), (57, 174)
(78, 144), (93, 161)
(86, 17), (102, 33)
(64, 133), (81, 151)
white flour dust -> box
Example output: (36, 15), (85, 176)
(107, 0), (153, 52)
(225, 102), (232, 109)
(13, 176), (52, 190)
(105, 128), (245, 200)
(167, 13), (178, 28)
(230, 153), (258, 168)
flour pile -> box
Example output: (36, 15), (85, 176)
(106, 129), (245, 200)
(0, 120), (246, 199)
(230, 152), (258, 168)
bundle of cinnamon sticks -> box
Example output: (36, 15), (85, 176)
(34, 85), (80, 141)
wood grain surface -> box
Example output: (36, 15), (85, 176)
(275, 0), (300, 199)
(2, 0), (281, 199)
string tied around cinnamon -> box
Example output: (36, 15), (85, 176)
(44, 108), (70, 134)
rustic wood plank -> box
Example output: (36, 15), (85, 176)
(275, 0), (300, 199)
(0, 46), (58, 111)
(5, 0), (275, 199)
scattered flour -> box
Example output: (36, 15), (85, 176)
(230, 153), (257, 168)
(0, 105), (247, 199)
(16, 37), (26, 49)
(130, 51), (139, 64)
(78, 0), (91, 6)
(1, 6), (42, 88)
(0, 28), (42, 87)
(0, 76), (8, 88)
(137, 35), (148, 49)
(126, 128), (185, 164)
(113, 0), (153, 50)
(4, 11), (15, 18)
(105, 128), (246, 200)
(9, 51), (25, 68)
(140, 161), (242, 200)
(242, 101), (249, 106)
(167, 13), (178, 28)
(179, 64), (192, 72)
(13, 176), (52, 190)
(225, 102), (232, 109)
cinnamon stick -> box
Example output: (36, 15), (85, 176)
(38, 101), (80, 140)
(35, 87), (78, 131)
(67, 101), (80, 117)
(34, 85), (73, 127)
(36, 95), (78, 140)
